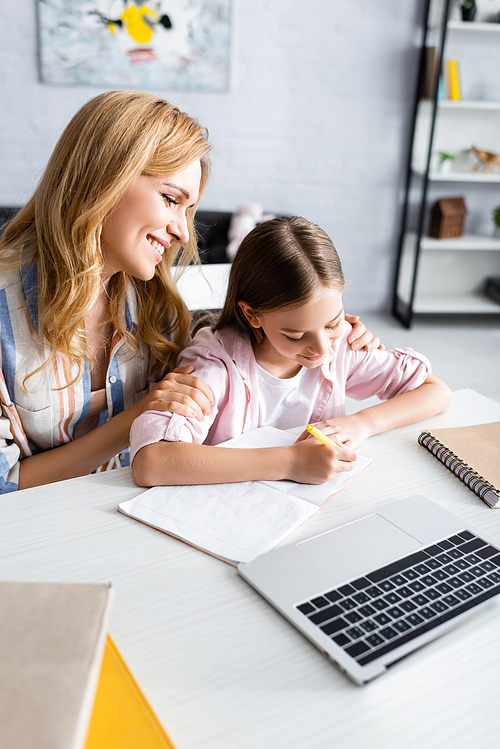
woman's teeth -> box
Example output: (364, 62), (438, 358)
(147, 237), (164, 255)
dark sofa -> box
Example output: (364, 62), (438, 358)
(0, 206), (232, 265)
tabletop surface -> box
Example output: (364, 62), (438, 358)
(1, 388), (500, 749)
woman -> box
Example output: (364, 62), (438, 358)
(0, 90), (380, 493)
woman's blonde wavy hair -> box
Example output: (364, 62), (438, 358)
(0, 90), (211, 385)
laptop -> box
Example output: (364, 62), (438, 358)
(237, 495), (500, 685)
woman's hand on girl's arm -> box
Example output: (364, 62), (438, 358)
(344, 314), (385, 352)
(135, 365), (214, 421)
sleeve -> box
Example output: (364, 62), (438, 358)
(345, 347), (431, 402)
(129, 343), (230, 463)
(0, 412), (21, 493)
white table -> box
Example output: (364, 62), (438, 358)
(1, 389), (499, 749)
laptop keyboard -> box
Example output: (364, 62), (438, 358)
(296, 530), (500, 667)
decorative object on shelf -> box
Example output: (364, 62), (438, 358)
(485, 277), (500, 304)
(492, 206), (500, 237)
(429, 197), (467, 239)
(437, 151), (456, 174)
(460, 0), (477, 22)
(471, 146), (500, 173)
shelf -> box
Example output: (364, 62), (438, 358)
(447, 20), (500, 33)
(420, 234), (500, 251)
(411, 166), (500, 182)
(393, 1), (500, 327)
(413, 293), (500, 314)
(437, 100), (500, 111)
(425, 170), (500, 183)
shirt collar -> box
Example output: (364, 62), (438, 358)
(124, 280), (138, 331)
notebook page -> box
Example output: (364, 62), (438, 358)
(218, 426), (373, 506)
(259, 454), (372, 505)
(118, 482), (316, 564)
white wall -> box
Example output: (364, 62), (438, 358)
(0, 0), (423, 311)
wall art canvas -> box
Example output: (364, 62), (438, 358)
(37, 0), (232, 91)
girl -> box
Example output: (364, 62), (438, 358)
(0, 93), (375, 493)
(130, 216), (451, 487)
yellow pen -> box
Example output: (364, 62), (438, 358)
(306, 424), (355, 463)
(306, 423), (338, 447)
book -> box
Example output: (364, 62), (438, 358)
(118, 426), (372, 565)
(84, 635), (175, 749)
(437, 73), (445, 102)
(418, 422), (500, 508)
(421, 46), (439, 99)
(445, 59), (461, 101)
(0, 581), (114, 749)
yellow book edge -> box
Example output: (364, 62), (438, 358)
(447, 59), (461, 101)
(84, 635), (176, 749)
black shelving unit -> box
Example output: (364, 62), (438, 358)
(392, 0), (500, 327)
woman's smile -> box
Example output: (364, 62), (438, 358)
(147, 235), (168, 261)
(100, 160), (201, 282)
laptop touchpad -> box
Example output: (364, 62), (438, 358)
(297, 513), (421, 584)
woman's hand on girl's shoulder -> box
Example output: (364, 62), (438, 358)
(136, 365), (214, 421)
(344, 314), (385, 352)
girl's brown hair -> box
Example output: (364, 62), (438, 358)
(214, 216), (344, 343)
(0, 90), (211, 384)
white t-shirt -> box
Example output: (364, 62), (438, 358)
(256, 363), (322, 430)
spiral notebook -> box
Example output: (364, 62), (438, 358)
(418, 422), (500, 509)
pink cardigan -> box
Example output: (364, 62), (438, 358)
(129, 323), (430, 462)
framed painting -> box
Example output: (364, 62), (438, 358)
(37, 0), (232, 91)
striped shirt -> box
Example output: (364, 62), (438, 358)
(0, 261), (156, 493)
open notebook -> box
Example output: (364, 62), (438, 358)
(118, 426), (372, 565)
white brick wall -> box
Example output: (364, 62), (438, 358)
(0, 0), (423, 311)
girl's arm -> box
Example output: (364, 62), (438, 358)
(132, 437), (358, 487)
(17, 367), (214, 490)
(308, 373), (451, 449)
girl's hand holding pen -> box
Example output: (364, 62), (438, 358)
(287, 437), (357, 485)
